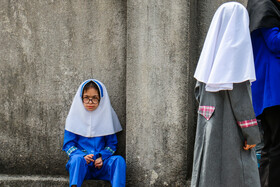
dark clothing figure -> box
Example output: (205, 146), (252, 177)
(248, 0), (280, 186)
(247, 0), (280, 32)
(259, 106), (280, 187)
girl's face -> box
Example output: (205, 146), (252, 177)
(82, 88), (100, 111)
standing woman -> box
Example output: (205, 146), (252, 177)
(191, 2), (260, 187)
(247, 0), (280, 186)
(63, 79), (126, 187)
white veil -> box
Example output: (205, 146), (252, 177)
(194, 2), (256, 92)
(65, 79), (122, 137)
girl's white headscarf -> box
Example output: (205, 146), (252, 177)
(65, 79), (122, 137)
(194, 2), (256, 92)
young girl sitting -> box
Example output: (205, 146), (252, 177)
(63, 79), (126, 187)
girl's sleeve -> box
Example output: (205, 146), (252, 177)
(95, 134), (118, 160)
(261, 27), (280, 53)
(228, 81), (261, 145)
(62, 130), (86, 157)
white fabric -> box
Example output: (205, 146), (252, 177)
(65, 79), (122, 137)
(194, 2), (256, 92)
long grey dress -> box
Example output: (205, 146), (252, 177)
(191, 81), (261, 187)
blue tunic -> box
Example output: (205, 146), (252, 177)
(251, 27), (280, 117)
(63, 130), (126, 187)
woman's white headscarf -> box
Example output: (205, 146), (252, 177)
(194, 2), (256, 92)
(65, 79), (122, 137)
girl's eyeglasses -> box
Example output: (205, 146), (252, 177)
(82, 97), (100, 104)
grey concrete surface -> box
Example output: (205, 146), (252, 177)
(0, 175), (110, 187)
(0, 0), (250, 186)
(0, 0), (126, 175)
(126, 0), (197, 186)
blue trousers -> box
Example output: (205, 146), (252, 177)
(66, 155), (126, 187)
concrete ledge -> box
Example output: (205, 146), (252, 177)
(0, 175), (111, 187)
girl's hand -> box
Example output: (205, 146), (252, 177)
(84, 154), (94, 164)
(94, 157), (103, 169)
(243, 141), (256, 150)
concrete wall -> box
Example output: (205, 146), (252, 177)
(126, 0), (197, 186)
(0, 0), (249, 186)
(0, 0), (126, 175)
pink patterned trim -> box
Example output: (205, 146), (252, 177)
(198, 106), (215, 120)
(237, 119), (258, 128)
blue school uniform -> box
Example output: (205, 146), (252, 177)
(63, 79), (125, 187)
(251, 27), (280, 117)
(63, 130), (126, 187)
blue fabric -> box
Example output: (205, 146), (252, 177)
(80, 80), (104, 98)
(251, 27), (280, 117)
(66, 155), (126, 187)
(63, 130), (126, 187)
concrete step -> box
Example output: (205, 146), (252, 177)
(0, 175), (111, 187)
